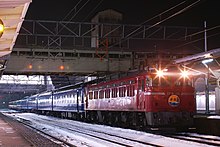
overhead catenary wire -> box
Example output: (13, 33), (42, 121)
(123, 1), (187, 39)
(55, 0), (91, 35)
(60, 0), (104, 45)
(109, 0), (202, 48)
(180, 25), (220, 40)
(42, 0), (91, 49)
(61, 0), (84, 21)
(171, 31), (220, 50)
(81, 0), (104, 22)
(45, 0), (104, 48)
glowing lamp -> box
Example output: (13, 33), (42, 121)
(156, 70), (164, 77)
(204, 53), (212, 58)
(59, 65), (64, 70)
(28, 64), (33, 69)
(180, 70), (189, 78)
(0, 19), (4, 38)
(202, 58), (213, 64)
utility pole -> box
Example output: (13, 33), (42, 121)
(204, 21), (207, 52)
(204, 21), (209, 114)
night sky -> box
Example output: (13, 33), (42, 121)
(22, 0), (220, 51)
(25, 0), (220, 27)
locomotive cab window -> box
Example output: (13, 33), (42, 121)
(174, 78), (192, 86)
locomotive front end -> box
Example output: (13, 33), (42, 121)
(142, 66), (196, 127)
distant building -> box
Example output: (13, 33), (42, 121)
(91, 9), (122, 48)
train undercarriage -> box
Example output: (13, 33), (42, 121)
(31, 109), (194, 131)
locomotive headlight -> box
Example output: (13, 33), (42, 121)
(180, 70), (189, 78)
(156, 70), (164, 77)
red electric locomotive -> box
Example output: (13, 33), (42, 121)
(85, 65), (196, 128)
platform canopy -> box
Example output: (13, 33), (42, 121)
(174, 48), (220, 81)
(0, 0), (31, 57)
(0, 0), (31, 75)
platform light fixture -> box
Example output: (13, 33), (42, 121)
(202, 58), (213, 64)
(28, 64), (33, 69)
(0, 19), (4, 38)
(59, 65), (64, 70)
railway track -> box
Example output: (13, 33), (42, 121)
(15, 117), (75, 147)
(15, 114), (163, 147)
(5, 112), (220, 147)
(163, 133), (220, 146)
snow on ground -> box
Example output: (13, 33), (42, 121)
(208, 115), (220, 119)
(1, 109), (218, 147)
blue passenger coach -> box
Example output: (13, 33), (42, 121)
(27, 94), (37, 110)
(53, 87), (84, 112)
(9, 83), (86, 117)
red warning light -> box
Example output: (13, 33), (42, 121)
(59, 65), (64, 70)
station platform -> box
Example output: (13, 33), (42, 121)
(0, 112), (62, 146)
(194, 114), (220, 135)
(0, 114), (32, 146)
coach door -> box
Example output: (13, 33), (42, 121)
(137, 77), (145, 110)
(77, 90), (79, 112)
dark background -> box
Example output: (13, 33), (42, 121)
(22, 0), (220, 52)
(26, 0), (219, 27)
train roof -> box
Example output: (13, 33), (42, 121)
(87, 65), (187, 88)
(87, 70), (151, 88)
(53, 77), (105, 92)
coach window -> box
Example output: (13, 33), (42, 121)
(105, 89), (110, 98)
(58, 96), (61, 103)
(78, 94), (82, 104)
(128, 86), (131, 96)
(53, 97), (55, 104)
(66, 95), (68, 103)
(116, 88), (118, 97)
(108, 89), (110, 98)
(74, 93), (77, 103)
(70, 94), (73, 103)
(56, 96), (58, 103)
(94, 91), (98, 99)
(111, 88), (114, 98)
(120, 87), (123, 97)
(61, 96), (63, 103)
(122, 87), (126, 97)
(99, 90), (104, 99)
(120, 87), (125, 97)
(131, 85), (135, 96)
(119, 87), (122, 97)
(127, 86), (130, 96)
(89, 91), (93, 99)
(112, 88), (118, 98)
